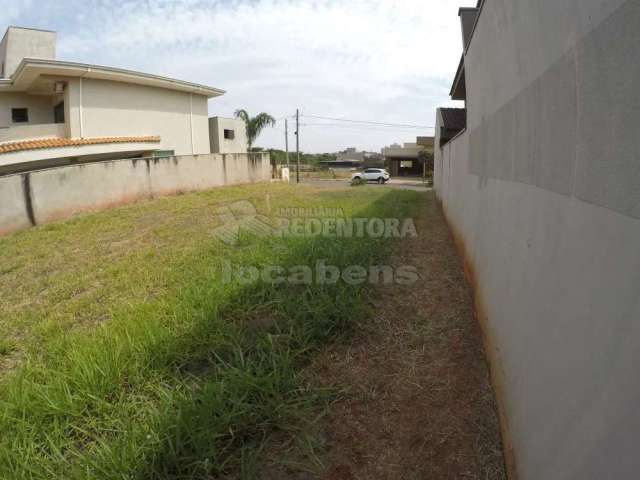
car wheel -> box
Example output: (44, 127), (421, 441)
(377, 177), (384, 184)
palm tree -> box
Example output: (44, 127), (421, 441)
(234, 109), (276, 150)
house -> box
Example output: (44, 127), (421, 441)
(336, 147), (383, 164)
(0, 26), (225, 175)
(336, 147), (364, 162)
(209, 117), (248, 154)
(382, 137), (433, 176)
(319, 147), (384, 170)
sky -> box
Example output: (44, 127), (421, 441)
(1, 0), (472, 153)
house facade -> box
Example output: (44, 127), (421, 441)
(0, 26), (225, 175)
(382, 137), (433, 176)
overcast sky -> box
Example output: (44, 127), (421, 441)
(1, 0), (472, 152)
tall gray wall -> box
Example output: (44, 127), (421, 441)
(434, 1), (640, 479)
(0, 153), (271, 236)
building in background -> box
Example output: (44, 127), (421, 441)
(336, 147), (364, 162)
(382, 137), (434, 176)
(319, 147), (383, 170)
(209, 117), (248, 154)
(0, 26), (225, 175)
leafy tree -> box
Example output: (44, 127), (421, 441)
(234, 110), (276, 149)
(266, 149), (337, 166)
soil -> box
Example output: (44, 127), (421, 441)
(261, 193), (507, 480)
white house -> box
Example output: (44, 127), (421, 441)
(0, 26), (227, 175)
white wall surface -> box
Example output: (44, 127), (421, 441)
(435, 1), (640, 479)
(209, 117), (248, 154)
(66, 78), (210, 155)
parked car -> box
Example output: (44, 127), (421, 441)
(351, 168), (390, 184)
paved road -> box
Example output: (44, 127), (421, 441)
(299, 178), (432, 192)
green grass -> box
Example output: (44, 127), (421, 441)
(0, 183), (422, 479)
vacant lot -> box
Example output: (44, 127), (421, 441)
(0, 183), (504, 479)
(0, 183), (422, 478)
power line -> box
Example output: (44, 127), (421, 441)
(299, 122), (435, 131)
(300, 113), (434, 129)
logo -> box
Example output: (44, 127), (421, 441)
(212, 200), (275, 245)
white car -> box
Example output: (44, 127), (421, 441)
(351, 168), (390, 184)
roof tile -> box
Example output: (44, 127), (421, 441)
(0, 136), (161, 154)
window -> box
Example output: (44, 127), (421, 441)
(223, 129), (235, 140)
(11, 108), (29, 123)
(400, 161), (413, 168)
(54, 102), (65, 124)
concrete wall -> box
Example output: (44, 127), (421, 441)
(66, 78), (210, 156)
(209, 116), (248, 154)
(0, 27), (56, 78)
(0, 152), (270, 235)
(434, 1), (640, 479)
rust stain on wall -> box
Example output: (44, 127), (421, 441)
(439, 199), (519, 480)
(39, 193), (152, 225)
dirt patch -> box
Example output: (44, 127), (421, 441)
(262, 193), (506, 479)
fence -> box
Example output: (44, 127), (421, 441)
(0, 152), (270, 236)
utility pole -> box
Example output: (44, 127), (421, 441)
(284, 119), (289, 169)
(295, 109), (300, 184)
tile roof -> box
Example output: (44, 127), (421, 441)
(440, 108), (467, 131)
(0, 136), (161, 154)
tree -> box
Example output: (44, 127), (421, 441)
(417, 150), (434, 172)
(234, 109), (276, 150)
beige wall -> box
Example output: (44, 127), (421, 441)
(66, 78), (210, 155)
(0, 152), (271, 235)
(0, 122), (64, 143)
(0, 92), (56, 128)
(0, 27), (56, 78)
(209, 116), (248, 154)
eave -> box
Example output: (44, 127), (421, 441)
(0, 58), (225, 98)
(449, 55), (466, 101)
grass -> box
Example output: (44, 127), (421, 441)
(0, 183), (422, 479)
(0, 338), (14, 356)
